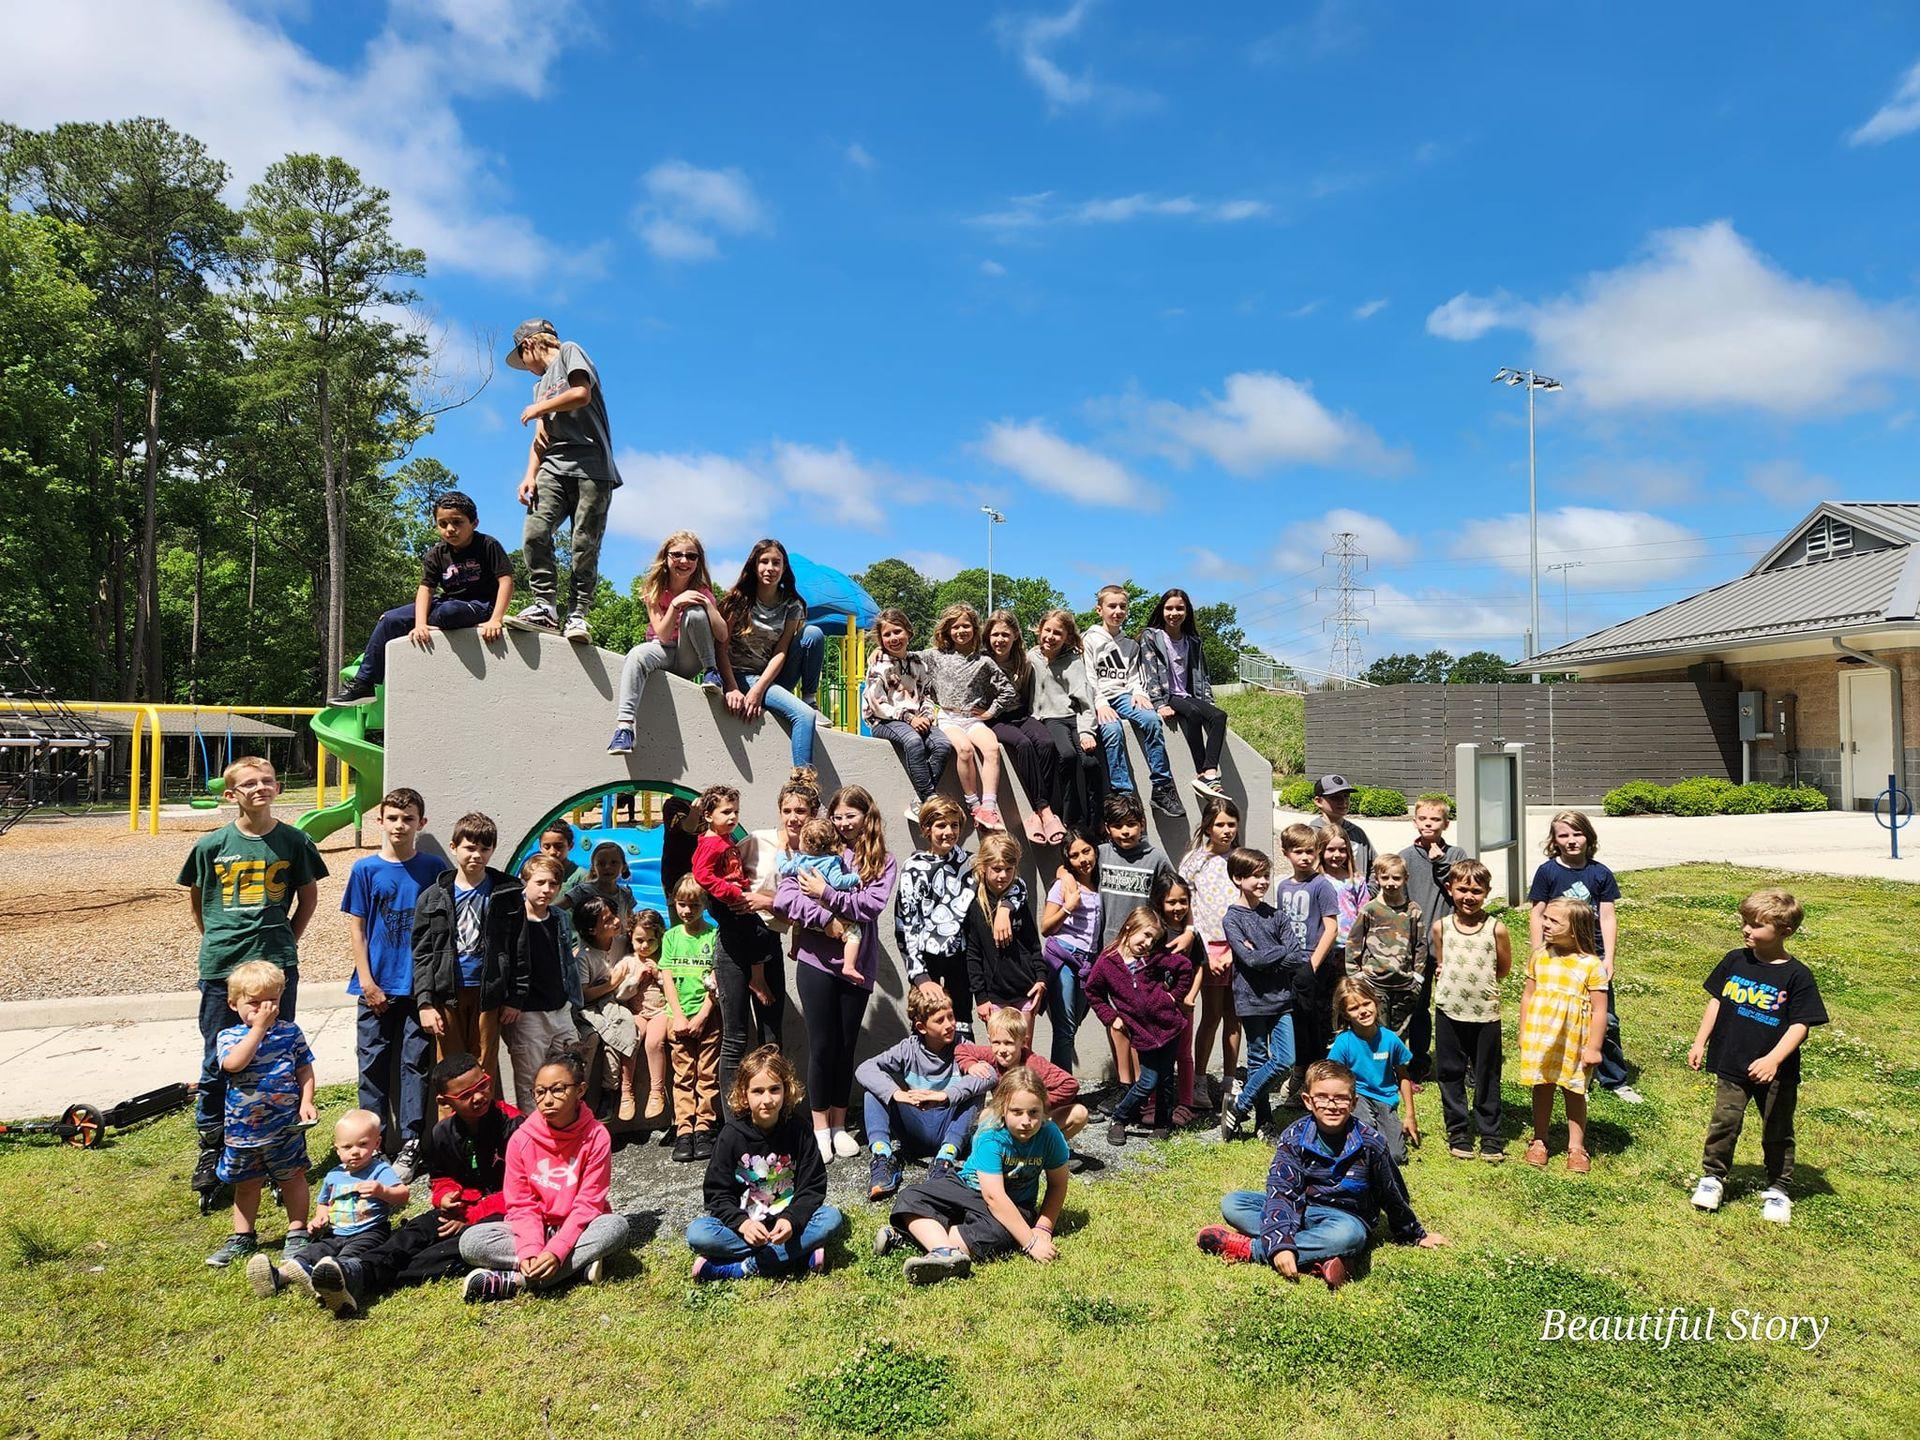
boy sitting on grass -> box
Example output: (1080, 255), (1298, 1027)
(855, 984), (995, 1201)
(205, 961), (316, 1270)
(956, 1008), (1088, 1140)
(1198, 1059), (1448, 1290)
(309, 1053), (523, 1317)
(1688, 888), (1828, 1226)
(247, 1108), (408, 1298)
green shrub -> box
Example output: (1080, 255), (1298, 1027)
(1718, 782), (1775, 814)
(1352, 786), (1407, 818)
(1278, 777), (1314, 810)
(1603, 780), (1667, 816)
(1783, 784), (1829, 812)
(1413, 791), (1456, 819)
(1663, 776), (1737, 816)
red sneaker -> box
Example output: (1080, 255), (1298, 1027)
(1195, 1225), (1254, 1264)
(1310, 1256), (1349, 1291)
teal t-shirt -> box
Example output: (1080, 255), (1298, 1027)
(959, 1120), (1070, 1211)
(177, 821), (329, 982)
(1328, 1026), (1411, 1107)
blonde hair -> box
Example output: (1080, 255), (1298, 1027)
(1095, 584), (1129, 606)
(1033, 608), (1083, 659)
(670, 872), (710, 928)
(727, 1044), (804, 1122)
(521, 854), (566, 883)
(1543, 808), (1600, 859)
(932, 602), (983, 654)
(986, 1008), (1031, 1047)
(1314, 825), (1353, 874)
(1279, 821), (1318, 852)
(1543, 896), (1598, 957)
(1739, 887), (1803, 935)
(1332, 973), (1382, 1029)
(640, 530), (716, 612)
(226, 959), (287, 1007)
(918, 794), (966, 833)
(334, 1108), (383, 1143)
(826, 785), (889, 886)
(221, 755), (276, 790)
(975, 832), (1022, 912)
(1371, 852), (1408, 879)
(981, 1065), (1051, 1129)
(983, 609), (1031, 693)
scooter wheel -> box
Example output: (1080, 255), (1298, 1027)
(61, 1103), (105, 1149)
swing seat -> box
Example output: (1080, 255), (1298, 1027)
(188, 797), (222, 810)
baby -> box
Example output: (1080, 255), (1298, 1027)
(779, 818), (863, 979)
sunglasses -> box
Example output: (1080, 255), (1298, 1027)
(443, 1073), (493, 1104)
(667, 550), (700, 561)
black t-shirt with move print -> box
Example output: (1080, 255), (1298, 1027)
(420, 531), (511, 604)
(1702, 948), (1828, 1084)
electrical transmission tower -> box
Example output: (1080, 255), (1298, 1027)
(1315, 532), (1373, 683)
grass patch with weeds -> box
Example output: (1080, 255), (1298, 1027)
(795, 1340), (956, 1435)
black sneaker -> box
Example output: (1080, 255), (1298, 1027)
(311, 1256), (362, 1317)
(1107, 1119), (1129, 1146)
(868, 1150), (903, 1201)
(926, 1156), (958, 1183)
(1150, 782), (1186, 818)
(873, 1224), (904, 1258)
(326, 675), (376, 708)
(206, 1232), (258, 1268)
(692, 1129), (716, 1160)
(671, 1133), (697, 1162)
(392, 1139), (422, 1185)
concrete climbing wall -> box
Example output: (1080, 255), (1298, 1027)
(383, 627), (1273, 1062)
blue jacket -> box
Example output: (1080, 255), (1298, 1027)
(1222, 902), (1302, 1018)
(1259, 1114), (1426, 1258)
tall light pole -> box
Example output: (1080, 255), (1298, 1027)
(1493, 368), (1562, 682)
(1546, 560), (1586, 645)
(981, 505), (1006, 613)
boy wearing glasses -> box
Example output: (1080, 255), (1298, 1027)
(1196, 1059), (1449, 1289)
(501, 318), (622, 644)
(308, 1052), (523, 1317)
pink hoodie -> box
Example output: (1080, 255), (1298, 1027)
(503, 1107), (613, 1263)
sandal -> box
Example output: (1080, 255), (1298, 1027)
(1171, 1105), (1198, 1128)
(1566, 1148), (1590, 1174)
(1023, 813), (1049, 843)
(1523, 1139), (1549, 1168)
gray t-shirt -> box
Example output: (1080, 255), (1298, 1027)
(536, 340), (621, 485)
(730, 596), (806, 676)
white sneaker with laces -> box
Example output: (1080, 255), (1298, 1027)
(504, 602), (559, 633)
(1689, 1175), (1724, 1212)
(563, 613), (591, 644)
(1760, 1188), (1792, 1225)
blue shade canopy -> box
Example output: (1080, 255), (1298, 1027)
(788, 551), (878, 629)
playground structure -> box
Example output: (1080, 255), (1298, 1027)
(381, 624), (1274, 1055)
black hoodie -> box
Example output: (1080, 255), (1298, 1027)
(412, 865), (521, 1009)
(702, 1108), (827, 1244)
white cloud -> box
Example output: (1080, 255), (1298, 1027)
(1272, 508), (1417, 573)
(899, 550), (965, 582)
(1745, 458), (1833, 509)
(969, 191), (1270, 230)
(1352, 297), (1390, 321)
(1451, 506), (1702, 586)
(0, 0), (576, 281)
(844, 141), (877, 170)
(1366, 581), (1526, 644)
(1250, 0), (1371, 65)
(976, 421), (1156, 508)
(1426, 222), (1914, 415)
(1561, 457), (1704, 508)
(993, 0), (1154, 112)
(1426, 290), (1514, 340)
(1145, 372), (1404, 475)
(609, 451), (774, 549)
(768, 442), (889, 529)
(1184, 546), (1253, 583)
(635, 160), (768, 262)
(980, 259), (1008, 278)
(1848, 57), (1920, 145)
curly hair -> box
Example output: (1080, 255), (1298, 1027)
(932, 602), (983, 654)
(726, 1044), (804, 1122)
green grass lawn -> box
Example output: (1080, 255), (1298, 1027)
(4, 864), (1916, 1439)
(1219, 686), (1303, 778)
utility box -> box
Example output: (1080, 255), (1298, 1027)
(1772, 693), (1797, 752)
(1738, 690), (1768, 742)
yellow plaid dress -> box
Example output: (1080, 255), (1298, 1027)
(1517, 948), (1608, 1093)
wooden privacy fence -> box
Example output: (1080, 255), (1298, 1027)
(1304, 682), (1742, 804)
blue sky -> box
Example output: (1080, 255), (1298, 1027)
(10, 1), (1920, 675)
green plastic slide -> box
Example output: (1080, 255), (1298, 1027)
(296, 673), (384, 841)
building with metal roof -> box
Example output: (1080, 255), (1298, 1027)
(1521, 502), (1918, 808)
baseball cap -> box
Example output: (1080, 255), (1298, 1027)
(505, 318), (558, 372)
(1312, 774), (1355, 798)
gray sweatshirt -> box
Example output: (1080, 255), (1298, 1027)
(1082, 626), (1144, 703)
(854, 1033), (995, 1106)
(1400, 840), (1467, 931)
(1027, 646), (1098, 738)
(915, 647), (1018, 720)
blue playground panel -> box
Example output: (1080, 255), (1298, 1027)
(567, 823), (668, 918)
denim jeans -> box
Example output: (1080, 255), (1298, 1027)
(1233, 1011), (1296, 1123)
(1042, 947), (1089, 1071)
(1113, 1041), (1177, 1125)
(353, 598), (494, 685)
(1594, 985), (1631, 1091)
(1221, 1192), (1370, 1266)
(1098, 693), (1173, 791)
(196, 971), (300, 1131)
(685, 1205), (844, 1269)
(776, 624), (825, 697)
(357, 996), (431, 1145)
(871, 719), (956, 800)
(735, 671), (816, 766)
(863, 1091), (981, 1159)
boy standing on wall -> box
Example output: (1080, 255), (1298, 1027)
(501, 318), (622, 645)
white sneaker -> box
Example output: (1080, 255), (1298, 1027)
(1760, 1188), (1792, 1225)
(1689, 1175), (1724, 1212)
(1606, 1084), (1646, 1105)
(504, 602), (559, 633)
(815, 1130), (836, 1165)
(904, 803), (924, 824)
(832, 1128), (861, 1160)
(563, 613), (591, 644)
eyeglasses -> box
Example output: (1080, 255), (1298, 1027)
(443, 1074), (493, 1104)
(532, 1083), (580, 1100)
(667, 550), (699, 561)
(1305, 1093), (1355, 1109)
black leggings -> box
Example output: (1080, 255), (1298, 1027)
(796, 962), (872, 1112)
(1040, 716), (1106, 831)
(1163, 695), (1228, 773)
(991, 716), (1058, 814)
(714, 914), (786, 1116)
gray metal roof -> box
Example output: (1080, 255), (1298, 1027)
(0, 709), (298, 740)
(1526, 502), (1920, 671)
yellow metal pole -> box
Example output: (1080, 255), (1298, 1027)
(147, 706), (162, 835)
(316, 741), (329, 810)
(128, 710), (143, 832)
